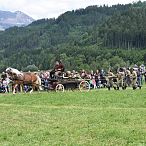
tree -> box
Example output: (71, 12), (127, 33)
(23, 64), (39, 72)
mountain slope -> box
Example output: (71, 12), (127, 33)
(0, 2), (146, 72)
(0, 10), (34, 30)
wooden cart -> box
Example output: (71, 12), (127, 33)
(46, 78), (90, 92)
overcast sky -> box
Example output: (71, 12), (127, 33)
(0, 0), (144, 19)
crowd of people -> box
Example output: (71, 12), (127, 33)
(0, 61), (146, 93)
(40, 61), (146, 90)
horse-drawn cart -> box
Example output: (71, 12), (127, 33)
(44, 78), (90, 92)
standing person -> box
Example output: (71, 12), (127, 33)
(130, 68), (137, 90)
(140, 64), (145, 85)
(107, 69), (115, 90)
(95, 69), (100, 88)
(5, 77), (10, 93)
(137, 68), (142, 89)
(43, 71), (50, 90)
(100, 69), (105, 76)
(100, 69), (107, 88)
(2, 79), (8, 93)
(144, 71), (146, 84)
(117, 68), (125, 90)
(140, 64), (145, 74)
(125, 68), (131, 87)
(0, 80), (4, 93)
(89, 70), (96, 89)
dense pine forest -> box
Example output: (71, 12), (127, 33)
(0, 1), (146, 72)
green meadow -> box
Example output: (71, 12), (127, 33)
(0, 88), (146, 146)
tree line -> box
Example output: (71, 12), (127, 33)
(0, 1), (146, 72)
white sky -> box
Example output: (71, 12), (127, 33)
(0, 0), (144, 19)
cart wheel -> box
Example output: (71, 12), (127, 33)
(55, 84), (64, 92)
(79, 81), (90, 92)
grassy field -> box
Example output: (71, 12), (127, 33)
(0, 88), (146, 146)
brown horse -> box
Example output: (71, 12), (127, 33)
(6, 67), (42, 94)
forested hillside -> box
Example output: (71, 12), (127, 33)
(0, 1), (146, 72)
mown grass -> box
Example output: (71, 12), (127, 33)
(0, 88), (146, 146)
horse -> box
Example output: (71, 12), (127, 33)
(6, 67), (42, 94)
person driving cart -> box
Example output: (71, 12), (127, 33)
(50, 60), (65, 78)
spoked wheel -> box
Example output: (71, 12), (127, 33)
(79, 81), (90, 92)
(55, 84), (64, 92)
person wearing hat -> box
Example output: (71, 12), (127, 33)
(116, 68), (125, 90)
(125, 68), (131, 87)
(107, 69), (116, 90)
(50, 60), (65, 78)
